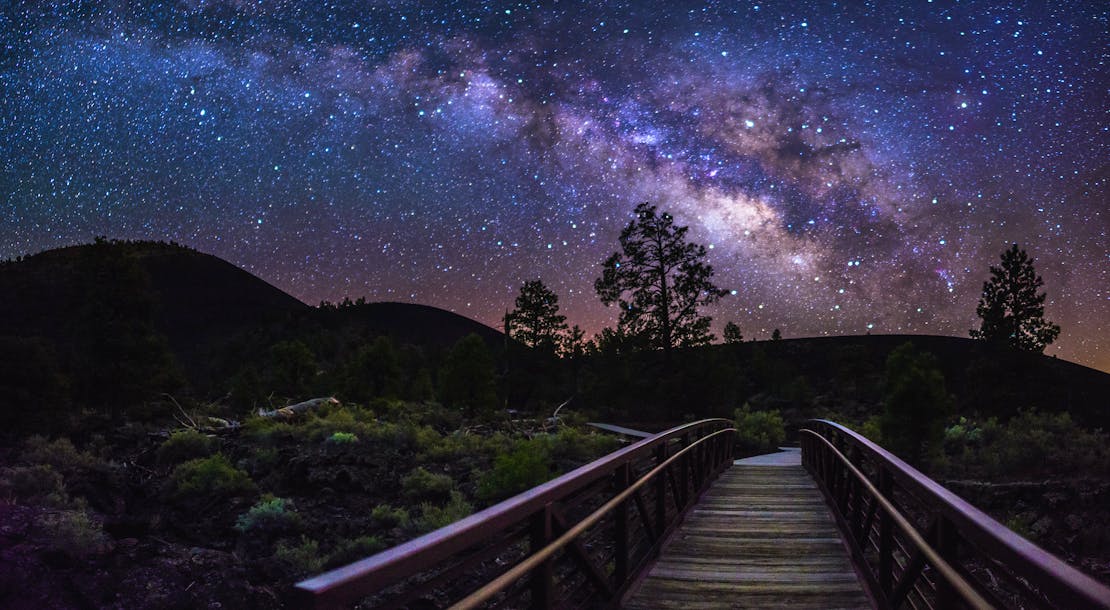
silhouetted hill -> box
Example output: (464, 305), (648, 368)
(314, 301), (504, 349)
(0, 240), (309, 376)
(0, 240), (504, 396)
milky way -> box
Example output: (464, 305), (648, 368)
(2, 2), (1107, 371)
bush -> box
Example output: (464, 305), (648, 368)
(39, 509), (107, 557)
(275, 536), (323, 576)
(324, 536), (386, 569)
(168, 454), (255, 501)
(401, 467), (455, 502)
(548, 427), (619, 464)
(370, 504), (410, 530)
(477, 444), (551, 502)
(734, 404), (785, 453)
(325, 431), (359, 445)
(0, 464), (70, 507)
(939, 411), (1109, 479)
(21, 436), (99, 472)
(417, 491), (473, 532)
(157, 430), (219, 465)
(235, 495), (300, 534)
(859, 415), (883, 444)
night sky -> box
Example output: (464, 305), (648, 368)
(2, 2), (1107, 371)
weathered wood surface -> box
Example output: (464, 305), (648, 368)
(623, 464), (871, 609)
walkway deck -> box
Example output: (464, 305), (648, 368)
(624, 463), (871, 609)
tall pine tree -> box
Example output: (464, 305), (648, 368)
(507, 280), (568, 353)
(595, 203), (728, 363)
(970, 244), (1060, 353)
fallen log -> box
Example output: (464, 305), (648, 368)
(258, 396), (340, 419)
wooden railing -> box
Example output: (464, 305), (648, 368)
(292, 419), (736, 609)
(801, 419), (1110, 610)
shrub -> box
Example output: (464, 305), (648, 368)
(548, 427), (619, 464)
(325, 431), (359, 445)
(401, 467), (455, 502)
(936, 411), (1110, 480)
(246, 446), (281, 474)
(168, 454), (255, 501)
(859, 415), (883, 444)
(370, 504), (410, 530)
(324, 535), (386, 569)
(39, 509), (107, 557)
(275, 536), (323, 576)
(477, 445), (551, 502)
(734, 404), (785, 453)
(21, 436), (99, 472)
(0, 464), (70, 507)
(235, 495), (300, 534)
(156, 429), (219, 465)
(417, 491), (473, 532)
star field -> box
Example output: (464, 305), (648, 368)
(2, 2), (1107, 370)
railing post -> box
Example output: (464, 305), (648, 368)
(935, 515), (960, 607)
(530, 504), (554, 610)
(679, 434), (690, 507)
(849, 446), (863, 538)
(878, 469), (893, 599)
(614, 462), (631, 587)
(655, 445), (667, 536)
(693, 436), (703, 491)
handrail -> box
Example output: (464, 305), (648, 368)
(450, 427), (737, 609)
(293, 418), (735, 608)
(802, 419), (1110, 610)
(800, 429), (991, 609)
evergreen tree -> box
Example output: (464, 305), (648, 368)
(723, 322), (743, 344)
(594, 203), (728, 362)
(970, 244), (1060, 353)
(269, 340), (317, 398)
(880, 342), (952, 464)
(438, 334), (498, 417)
(507, 279), (568, 353)
(343, 336), (403, 402)
(771, 328), (782, 341)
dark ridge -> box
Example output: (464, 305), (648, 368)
(314, 301), (504, 349)
(707, 334), (1109, 429)
(0, 240), (503, 392)
(0, 240), (308, 377)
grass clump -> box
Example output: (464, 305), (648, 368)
(167, 454), (255, 501)
(476, 444), (551, 503)
(235, 494), (300, 534)
(39, 509), (107, 557)
(370, 504), (410, 529)
(0, 464), (70, 507)
(417, 491), (473, 532)
(20, 436), (102, 474)
(275, 536), (323, 576)
(325, 431), (359, 445)
(324, 536), (386, 569)
(401, 466), (455, 502)
(156, 429), (218, 465)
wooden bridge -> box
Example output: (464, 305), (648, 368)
(292, 420), (1110, 609)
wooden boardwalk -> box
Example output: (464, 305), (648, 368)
(623, 463), (871, 609)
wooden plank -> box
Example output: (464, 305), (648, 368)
(623, 465), (872, 609)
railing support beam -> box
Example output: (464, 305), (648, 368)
(529, 504), (554, 610)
